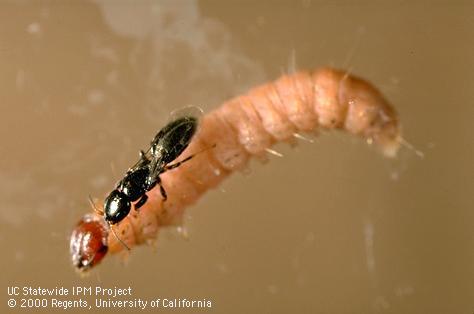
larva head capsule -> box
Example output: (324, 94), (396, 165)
(70, 214), (109, 272)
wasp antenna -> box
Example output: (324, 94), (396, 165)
(88, 195), (104, 215)
(110, 224), (130, 251)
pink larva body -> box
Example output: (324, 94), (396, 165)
(105, 67), (400, 254)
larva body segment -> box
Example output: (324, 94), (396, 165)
(238, 96), (275, 159)
(313, 68), (349, 129)
(72, 67), (400, 264)
(201, 113), (249, 171)
(247, 84), (296, 142)
(181, 137), (230, 190)
(274, 71), (318, 132)
(221, 98), (272, 157)
(130, 205), (159, 243)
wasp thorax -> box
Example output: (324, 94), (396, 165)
(120, 167), (150, 201)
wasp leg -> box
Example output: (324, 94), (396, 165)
(158, 181), (168, 201)
(135, 194), (148, 210)
(164, 144), (217, 172)
(163, 154), (195, 171)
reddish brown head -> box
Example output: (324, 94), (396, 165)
(70, 214), (108, 271)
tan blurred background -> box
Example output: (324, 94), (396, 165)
(0, 1), (473, 313)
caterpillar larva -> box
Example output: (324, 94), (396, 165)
(70, 67), (401, 271)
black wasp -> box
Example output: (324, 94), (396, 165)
(95, 108), (201, 244)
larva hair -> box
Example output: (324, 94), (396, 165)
(70, 67), (401, 270)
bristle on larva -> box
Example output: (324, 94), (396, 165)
(104, 67), (400, 254)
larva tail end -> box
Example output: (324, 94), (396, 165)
(373, 124), (401, 158)
(379, 136), (401, 158)
(335, 69), (401, 158)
